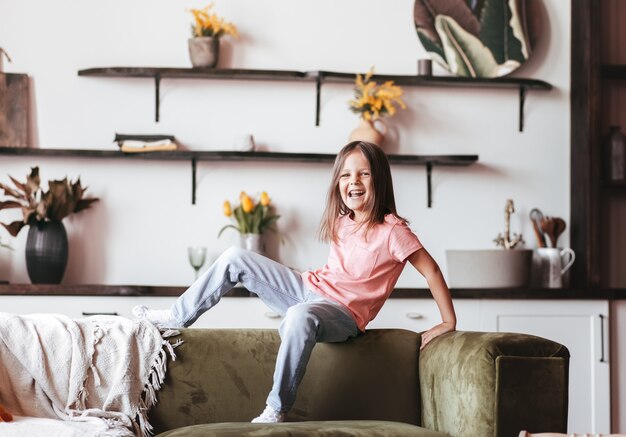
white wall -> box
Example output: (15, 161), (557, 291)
(0, 0), (571, 286)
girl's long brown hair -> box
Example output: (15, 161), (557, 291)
(319, 141), (406, 242)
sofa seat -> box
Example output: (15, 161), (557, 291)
(155, 420), (449, 436)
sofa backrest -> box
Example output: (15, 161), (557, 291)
(149, 328), (421, 433)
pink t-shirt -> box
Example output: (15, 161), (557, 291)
(301, 214), (423, 331)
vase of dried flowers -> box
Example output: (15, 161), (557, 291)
(348, 67), (406, 147)
(188, 3), (238, 68)
(0, 167), (99, 284)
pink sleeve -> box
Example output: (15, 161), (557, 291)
(389, 222), (423, 263)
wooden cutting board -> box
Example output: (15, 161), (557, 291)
(0, 72), (29, 148)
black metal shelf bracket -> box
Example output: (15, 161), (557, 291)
(426, 162), (433, 208)
(155, 74), (161, 122)
(519, 85), (527, 132)
(315, 73), (323, 127)
(191, 157), (197, 205)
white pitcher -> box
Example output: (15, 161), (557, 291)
(531, 248), (576, 288)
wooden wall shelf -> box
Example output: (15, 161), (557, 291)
(0, 147), (478, 207)
(78, 67), (553, 131)
(1, 283), (624, 300)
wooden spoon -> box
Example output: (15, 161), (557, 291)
(553, 217), (567, 247)
(540, 217), (557, 248)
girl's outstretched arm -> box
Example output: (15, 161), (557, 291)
(407, 248), (457, 350)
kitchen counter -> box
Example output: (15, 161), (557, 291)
(1, 284), (625, 299)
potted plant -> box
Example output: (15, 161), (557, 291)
(218, 191), (280, 254)
(348, 67), (407, 146)
(188, 3), (239, 68)
(0, 167), (99, 284)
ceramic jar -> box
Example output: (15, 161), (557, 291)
(240, 233), (265, 255)
(349, 118), (387, 146)
(530, 248), (576, 288)
(188, 37), (219, 68)
(25, 220), (68, 284)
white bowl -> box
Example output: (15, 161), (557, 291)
(446, 249), (533, 288)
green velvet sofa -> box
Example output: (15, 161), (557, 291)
(149, 329), (569, 437)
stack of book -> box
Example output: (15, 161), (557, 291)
(114, 134), (177, 153)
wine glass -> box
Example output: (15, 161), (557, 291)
(187, 246), (207, 280)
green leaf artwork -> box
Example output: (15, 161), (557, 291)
(413, 0), (535, 78)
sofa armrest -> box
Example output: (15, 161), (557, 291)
(419, 331), (569, 437)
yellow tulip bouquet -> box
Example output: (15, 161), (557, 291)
(349, 68), (407, 121)
(218, 191), (280, 236)
(189, 3), (239, 39)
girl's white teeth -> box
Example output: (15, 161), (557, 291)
(349, 190), (364, 198)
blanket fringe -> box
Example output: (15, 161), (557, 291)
(74, 319), (109, 410)
(134, 329), (183, 437)
(160, 329), (180, 339)
(76, 386), (89, 410)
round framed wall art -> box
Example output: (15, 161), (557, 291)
(414, 0), (538, 78)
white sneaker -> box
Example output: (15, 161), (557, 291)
(251, 405), (285, 423)
(132, 305), (181, 328)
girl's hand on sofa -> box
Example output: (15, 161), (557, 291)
(420, 321), (456, 350)
(408, 249), (457, 352)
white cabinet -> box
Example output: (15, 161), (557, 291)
(0, 295), (172, 319)
(0, 295), (483, 332)
(0, 295), (484, 333)
(185, 297), (283, 329)
(480, 299), (611, 435)
(0, 296), (284, 330)
(368, 298), (481, 332)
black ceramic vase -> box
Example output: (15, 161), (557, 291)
(25, 220), (68, 284)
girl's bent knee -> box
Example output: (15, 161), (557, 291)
(222, 245), (245, 259)
(219, 246), (253, 267)
(280, 305), (320, 335)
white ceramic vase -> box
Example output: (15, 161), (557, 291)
(240, 233), (265, 255)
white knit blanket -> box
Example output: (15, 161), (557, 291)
(0, 312), (181, 437)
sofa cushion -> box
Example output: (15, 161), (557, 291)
(150, 329), (422, 434)
(155, 420), (448, 437)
